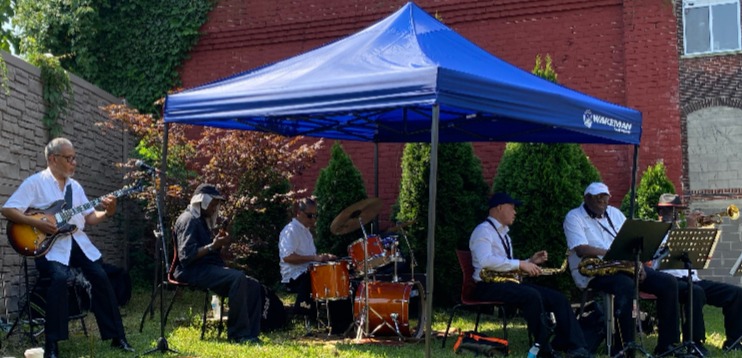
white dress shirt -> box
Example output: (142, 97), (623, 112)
(278, 218), (317, 283)
(563, 203), (626, 289)
(469, 216), (520, 282)
(3, 168), (101, 265)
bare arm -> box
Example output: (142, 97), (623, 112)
(283, 252), (336, 264)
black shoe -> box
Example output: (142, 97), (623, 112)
(44, 340), (59, 358)
(111, 337), (135, 352)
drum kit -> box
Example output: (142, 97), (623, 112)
(308, 198), (424, 340)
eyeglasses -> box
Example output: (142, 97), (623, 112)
(304, 212), (318, 219)
(54, 154), (77, 163)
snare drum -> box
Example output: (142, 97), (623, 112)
(353, 281), (425, 338)
(348, 235), (392, 273)
(309, 261), (350, 301)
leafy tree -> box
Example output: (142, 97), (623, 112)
(313, 142), (368, 257)
(620, 161), (675, 220)
(492, 54), (601, 296)
(13, 0), (213, 113)
(396, 142), (489, 306)
(98, 104), (323, 286)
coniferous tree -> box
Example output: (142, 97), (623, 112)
(396, 142), (488, 306)
(620, 161), (676, 220)
(313, 142), (369, 256)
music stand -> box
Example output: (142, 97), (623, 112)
(656, 228), (719, 357)
(603, 220), (671, 358)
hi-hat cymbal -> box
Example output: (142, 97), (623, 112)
(330, 198), (382, 235)
(386, 220), (416, 233)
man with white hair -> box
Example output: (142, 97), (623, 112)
(1, 137), (133, 358)
(564, 182), (681, 357)
(173, 183), (263, 345)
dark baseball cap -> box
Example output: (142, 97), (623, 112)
(488, 192), (522, 208)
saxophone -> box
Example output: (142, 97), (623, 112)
(577, 257), (636, 277)
(480, 254), (569, 284)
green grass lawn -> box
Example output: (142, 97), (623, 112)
(1, 287), (741, 357)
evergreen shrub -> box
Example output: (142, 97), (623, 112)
(395, 142), (488, 306)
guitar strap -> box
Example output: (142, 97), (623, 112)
(64, 184), (73, 208)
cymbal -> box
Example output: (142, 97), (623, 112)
(330, 198), (382, 235)
(386, 220), (415, 233)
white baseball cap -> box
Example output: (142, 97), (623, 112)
(584, 182), (610, 196)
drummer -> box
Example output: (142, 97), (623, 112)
(279, 197), (337, 316)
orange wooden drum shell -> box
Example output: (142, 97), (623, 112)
(353, 281), (424, 337)
(309, 261), (351, 301)
(347, 236), (392, 272)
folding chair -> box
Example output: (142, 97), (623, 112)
(138, 234), (224, 340)
(442, 250), (510, 348)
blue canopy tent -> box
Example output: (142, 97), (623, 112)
(162, 2), (642, 355)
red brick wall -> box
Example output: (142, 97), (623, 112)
(178, 0), (681, 225)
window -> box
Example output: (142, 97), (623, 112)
(683, 0), (741, 55)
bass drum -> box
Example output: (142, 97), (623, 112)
(353, 281), (425, 338)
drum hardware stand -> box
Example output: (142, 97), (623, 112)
(355, 217), (373, 340)
(397, 226), (417, 279)
(6, 256), (43, 343)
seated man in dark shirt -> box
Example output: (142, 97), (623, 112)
(173, 184), (263, 344)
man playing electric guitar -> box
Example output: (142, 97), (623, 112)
(1, 138), (134, 358)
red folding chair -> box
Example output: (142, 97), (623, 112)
(442, 250), (510, 348)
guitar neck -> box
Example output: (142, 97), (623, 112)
(56, 186), (137, 223)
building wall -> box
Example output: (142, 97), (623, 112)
(0, 51), (132, 316)
(676, 0), (742, 285)
(180, 0), (682, 232)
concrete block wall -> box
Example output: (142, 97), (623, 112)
(0, 51), (131, 316)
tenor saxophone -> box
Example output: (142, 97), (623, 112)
(577, 257), (635, 277)
(480, 254), (568, 284)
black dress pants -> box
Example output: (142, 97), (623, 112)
(587, 267), (679, 354)
(474, 281), (587, 352)
(35, 240), (125, 343)
(677, 277), (742, 347)
(183, 265), (263, 340)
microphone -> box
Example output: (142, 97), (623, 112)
(135, 160), (159, 174)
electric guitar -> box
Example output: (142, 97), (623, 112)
(6, 182), (143, 257)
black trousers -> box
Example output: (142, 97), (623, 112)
(588, 267), (679, 354)
(35, 240), (125, 343)
(184, 266), (263, 340)
(474, 281), (587, 352)
(677, 278), (742, 347)
(286, 271), (313, 314)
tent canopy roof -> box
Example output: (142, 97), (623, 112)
(164, 2), (641, 145)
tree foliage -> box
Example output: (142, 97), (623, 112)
(620, 161), (675, 220)
(396, 143), (489, 306)
(13, 0), (213, 113)
(98, 104), (323, 286)
(313, 142), (368, 257)
(491, 55), (601, 297)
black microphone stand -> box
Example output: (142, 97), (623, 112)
(141, 168), (178, 355)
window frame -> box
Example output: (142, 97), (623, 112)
(683, 0), (742, 55)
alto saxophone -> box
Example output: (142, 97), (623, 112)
(480, 254), (569, 284)
(577, 257), (635, 277)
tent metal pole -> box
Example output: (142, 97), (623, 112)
(158, 122), (170, 233)
(628, 144), (639, 219)
(425, 105), (440, 358)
